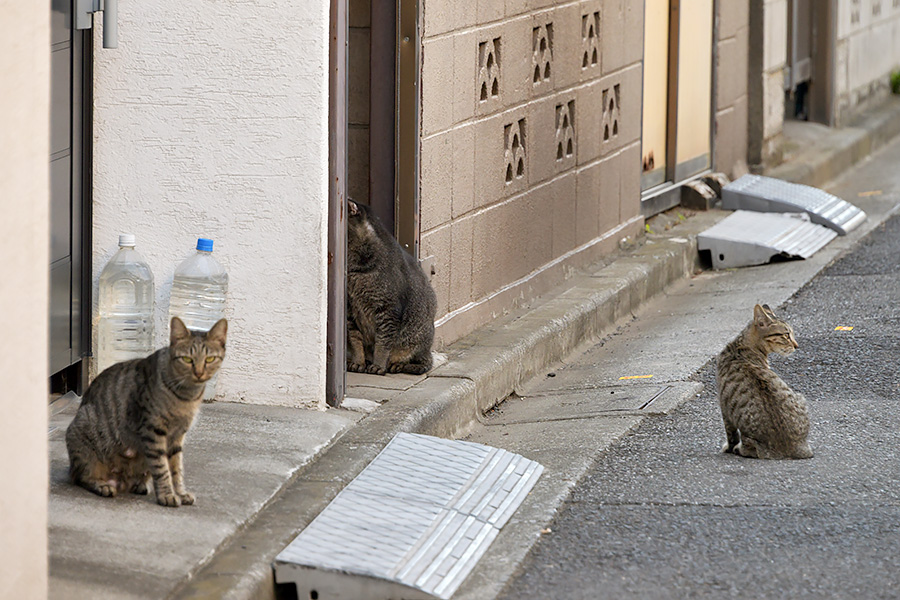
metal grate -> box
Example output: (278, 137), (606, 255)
(722, 174), (866, 235)
(274, 432), (543, 600)
(697, 210), (837, 269)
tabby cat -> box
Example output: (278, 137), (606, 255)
(717, 304), (812, 459)
(346, 199), (437, 375)
(66, 316), (227, 506)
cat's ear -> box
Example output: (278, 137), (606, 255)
(348, 199), (359, 217)
(753, 304), (774, 326)
(170, 317), (191, 345)
(206, 318), (228, 346)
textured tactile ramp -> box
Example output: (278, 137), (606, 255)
(274, 432), (543, 600)
(722, 174), (866, 235)
(697, 210), (837, 269)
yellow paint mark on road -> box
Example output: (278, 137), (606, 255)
(619, 374), (654, 380)
(834, 326), (854, 331)
(858, 190), (882, 197)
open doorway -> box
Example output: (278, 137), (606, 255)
(326, 0), (420, 406)
(785, 0), (834, 124)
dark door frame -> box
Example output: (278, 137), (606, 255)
(326, 0), (348, 407)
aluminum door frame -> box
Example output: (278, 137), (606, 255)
(49, 0), (92, 392)
(639, 0), (718, 218)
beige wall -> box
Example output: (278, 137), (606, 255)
(0, 3), (50, 599)
(715, 0), (750, 177)
(420, 0), (645, 347)
(748, 0), (787, 168)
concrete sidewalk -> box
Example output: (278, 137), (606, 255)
(47, 97), (900, 599)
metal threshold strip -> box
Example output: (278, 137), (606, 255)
(697, 210), (837, 269)
(722, 174), (867, 235)
(274, 432), (544, 600)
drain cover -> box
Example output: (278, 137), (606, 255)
(697, 210), (837, 269)
(274, 432), (543, 600)
(722, 174), (866, 235)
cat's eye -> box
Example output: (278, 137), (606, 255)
(181, 357), (193, 364)
(205, 356), (216, 363)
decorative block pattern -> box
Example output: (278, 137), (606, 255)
(555, 100), (576, 167)
(851, 0), (861, 24)
(477, 37), (501, 103)
(532, 23), (553, 85)
(504, 119), (527, 184)
(581, 11), (600, 69)
(601, 83), (620, 143)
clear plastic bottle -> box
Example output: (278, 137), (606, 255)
(96, 234), (155, 374)
(169, 238), (228, 399)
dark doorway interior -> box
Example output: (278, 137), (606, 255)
(786, 0), (834, 125)
(348, 0), (396, 233)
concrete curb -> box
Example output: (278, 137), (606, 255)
(174, 98), (900, 600)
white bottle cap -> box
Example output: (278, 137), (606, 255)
(118, 234), (136, 247)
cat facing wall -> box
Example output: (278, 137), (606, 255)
(346, 199), (437, 375)
(66, 317), (227, 506)
(717, 304), (812, 460)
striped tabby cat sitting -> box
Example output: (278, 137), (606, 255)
(66, 317), (227, 506)
(717, 304), (812, 460)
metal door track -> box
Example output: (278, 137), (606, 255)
(722, 174), (866, 235)
(274, 432), (544, 600)
(697, 210), (837, 269)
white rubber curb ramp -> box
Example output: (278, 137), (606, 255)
(274, 432), (544, 600)
(698, 210), (837, 269)
(722, 174), (866, 235)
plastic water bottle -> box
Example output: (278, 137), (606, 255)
(96, 234), (155, 374)
(169, 238), (228, 400)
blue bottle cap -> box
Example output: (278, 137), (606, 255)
(196, 238), (214, 252)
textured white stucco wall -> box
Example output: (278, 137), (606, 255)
(0, 2), (49, 597)
(92, 1), (330, 408)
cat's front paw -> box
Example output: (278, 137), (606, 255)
(366, 364), (386, 375)
(156, 492), (182, 507)
(347, 361), (367, 373)
(178, 491), (195, 505)
(130, 480), (150, 495)
(97, 483), (117, 497)
(722, 442), (735, 454)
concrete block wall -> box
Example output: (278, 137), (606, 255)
(835, 0), (900, 124)
(715, 1), (750, 177)
(748, 0), (787, 168)
(420, 0), (645, 347)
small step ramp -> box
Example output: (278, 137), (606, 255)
(697, 210), (837, 269)
(722, 174), (866, 235)
(274, 432), (543, 600)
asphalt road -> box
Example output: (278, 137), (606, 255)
(496, 212), (900, 596)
